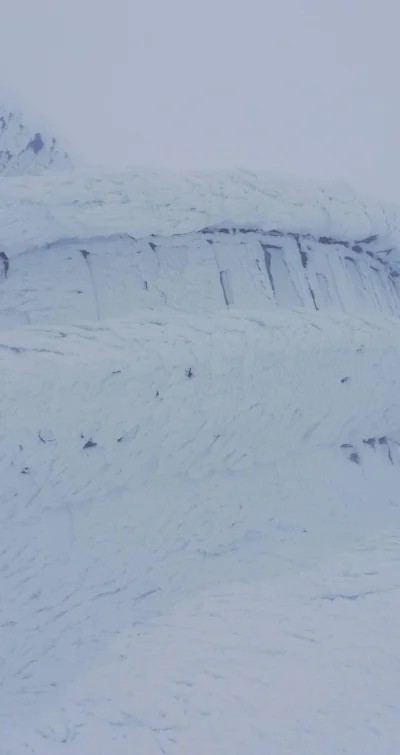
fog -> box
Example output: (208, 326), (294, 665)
(1, 0), (399, 201)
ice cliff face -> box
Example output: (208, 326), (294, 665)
(1, 227), (400, 329)
(0, 169), (399, 328)
(0, 100), (73, 175)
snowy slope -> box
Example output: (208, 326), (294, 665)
(1, 170), (400, 753)
(0, 98), (73, 176)
(2, 168), (400, 254)
(8, 534), (400, 755)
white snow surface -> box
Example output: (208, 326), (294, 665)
(1, 169), (400, 753)
(1, 168), (400, 255)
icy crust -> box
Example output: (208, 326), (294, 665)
(0, 168), (399, 257)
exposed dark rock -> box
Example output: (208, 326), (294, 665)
(355, 234), (378, 245)
(319, 236), (349, 247)
(200, 227), (231, 235)
(27, 132), (44, 154)
(0, 149), (12, 163)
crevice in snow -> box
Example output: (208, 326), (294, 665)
(79, 249), (100, 320)
(219, 270), (233, 307)
(0, 250), (9, 279)
(294, 236), (318, 310)
(260, 242), (277, 297)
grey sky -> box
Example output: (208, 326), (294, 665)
(1, 0), (399, 201)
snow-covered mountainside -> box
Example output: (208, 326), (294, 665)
(1, 169), (400, 754)
(0, 100), (73, 176)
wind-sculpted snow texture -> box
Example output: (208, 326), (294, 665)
(0, 102), (73, 176)
(1, 170), (400, 754)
